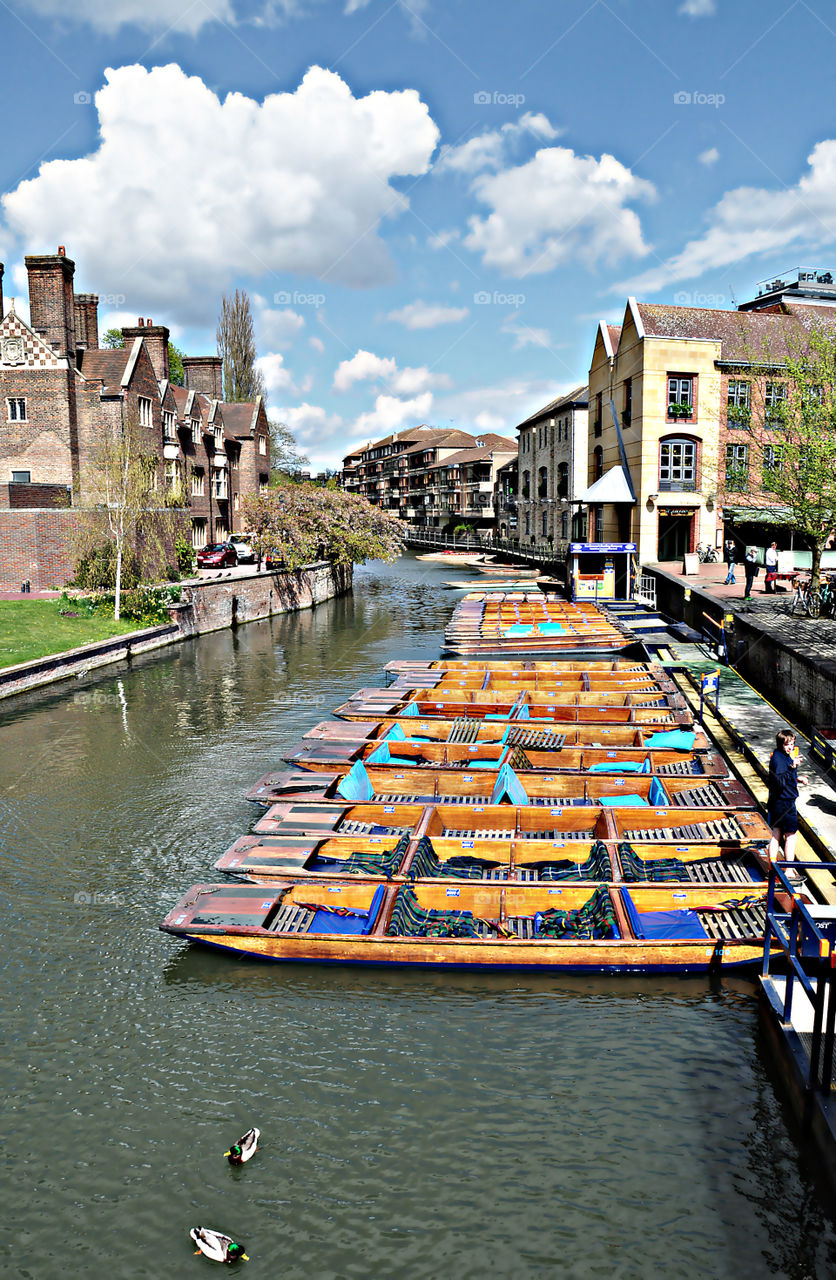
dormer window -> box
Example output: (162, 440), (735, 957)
(162, 410), (175, 438)
(191, 419), (201, 444)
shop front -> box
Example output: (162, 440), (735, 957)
(657, 506), (695, 561)
(568, 542), (637, 601)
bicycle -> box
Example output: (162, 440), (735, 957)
(789, 577), (821, 618)
(696, 543), (719, 563)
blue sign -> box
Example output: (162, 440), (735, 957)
(701, 671), (720, 694)
(570, 542), (637, 553)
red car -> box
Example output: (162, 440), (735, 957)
(197, 541), (237, 569)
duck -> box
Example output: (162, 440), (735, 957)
(190, 1227), (248, 1263)
(224, 1127), (260, 1165)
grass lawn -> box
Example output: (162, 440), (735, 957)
(0, 599), (142, 669)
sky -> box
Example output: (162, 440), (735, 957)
(1, 0), (835, 469)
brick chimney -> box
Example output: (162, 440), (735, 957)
(26, 250), (77, 360)
(122, 317), (170, 383)
(182, 355), (224, 400)
(74, 293), (99, 351)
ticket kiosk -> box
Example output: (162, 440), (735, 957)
(568, 542), (636, 602)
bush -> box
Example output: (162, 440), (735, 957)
(119, 584), (181, 625)
(74, 543), (141, 590)
(175, 534), (196, 578)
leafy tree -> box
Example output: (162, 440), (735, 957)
(241, 482), (403, 571)
(101, 327), (185, 384)
(217, 290), (265, 402)
(726, 318), (836, 591)
(269, 419), (309, 481)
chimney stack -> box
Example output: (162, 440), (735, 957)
(121, 318), (170, 384)
(182, 355), (224, 400)
(26, 250), (77, 360)
(74, 293), (99, 351)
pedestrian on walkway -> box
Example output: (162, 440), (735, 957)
(765, 540), (779, 593)
(767, 728), (808, 881)
(743, 547), (759, 600)
(724, 537), (737, 584)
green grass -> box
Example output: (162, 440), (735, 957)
(0, 599), (142, 669)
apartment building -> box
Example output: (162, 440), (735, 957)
(516, 386), (589, 551)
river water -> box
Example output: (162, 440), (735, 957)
(2, 553), (835, 1279)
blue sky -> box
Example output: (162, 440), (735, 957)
(1, 0), (835, 468)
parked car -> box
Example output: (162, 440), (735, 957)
(197, 542), (237, 569)
(229, 535), (256, 565)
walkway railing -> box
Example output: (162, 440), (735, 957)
(634, 575), (657, 609)
(402, 526), (566, 568)
(763, 862), (836, 1093)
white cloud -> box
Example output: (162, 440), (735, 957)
(309, 336), (325, 352)
(617, 139), (836, 295)
(253, 296), (306, 349)
(18, 0), (306, 33)
(698, 147), (720, 167)
(427, 228), (460, 250)
(1, 63), (439, 324)
(387, 300), (469, 329)
(500, 315), (553, 351)
(679, 0), (716, 15)
(333, 348), (449, 394)
(353, 391), (434, 437)
(464, 147), (655, 276)
(255, 351), (309, 398)
(437, 113), (560, 176)
(433, 376), (567, 435)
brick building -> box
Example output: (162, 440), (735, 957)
(0, 247), (271, 586)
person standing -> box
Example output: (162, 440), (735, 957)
(765, 540), (779, 593)
(767, 728), (807, 882)
(724, 537), (737, 585)
(743, 547), (759, 601)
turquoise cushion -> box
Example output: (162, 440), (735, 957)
(491, 762), (529, 805)
(401, 702), (420, 717)
(643, 730), (696, 750)
(384, 723), (407, 742)
(336, 761), (374, 802)
(588, 761), (642, 774)
(600, 793), (648, 806)
(648, 777), (670, 806)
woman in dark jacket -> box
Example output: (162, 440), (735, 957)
(767, 727), (807, 877)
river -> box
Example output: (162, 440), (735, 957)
(2, 553), (835, 1278)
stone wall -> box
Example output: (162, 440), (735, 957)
(0, 507), (78, 590)
(174, 560), (353, 635)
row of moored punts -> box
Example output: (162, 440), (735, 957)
(161, 596), (801, 973)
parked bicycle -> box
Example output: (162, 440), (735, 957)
(789, 576), (821, 618)
(696, 542), (720, 563)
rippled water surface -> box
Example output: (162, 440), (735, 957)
(2, 555), (835, 1278)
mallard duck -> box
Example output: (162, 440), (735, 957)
(190, 1227), (248, 1263)
(224, 1127), (260, 1165)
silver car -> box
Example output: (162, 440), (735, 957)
(229, 535), (256, 564)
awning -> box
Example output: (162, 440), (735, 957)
(723, 505), (793, 523)
(578, 465), (636, 504)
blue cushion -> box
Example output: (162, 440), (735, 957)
(620, 890), (708, 940)
(600, 793), (648, 806)
(514, 704), (530, 721)
(643, 730), (696, 750)
(505, 624), (534, 636)
(491, 762), (529, 805)
(648, 777), (670, 806)
(401, 702), (420, 717)
(537, 622), (566, 635)
(366, 742), (391, 764)
(588, 760), (642, 774)
(310, 907), (368, 935)
(384, 723), (407, 742)
(363, 884), (387, 934)
(336, 761), (375, 802)
(640, 756), (652, 774)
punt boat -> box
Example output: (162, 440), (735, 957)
(244, 761), (755, 809)
(217, 830), (769, 889)
(302, 717), (713, 752)
(383, 658), (655, 678)
(250, 800), (771, 848)
(332, 687), (687, 723)
(160, 879), (782, 972)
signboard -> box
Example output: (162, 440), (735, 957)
(701, 671), (720, 694)
(569, 543), (637, 553)
(657, 508), (694, 517)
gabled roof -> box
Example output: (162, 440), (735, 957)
(222, 403), (258, 437)
(78, 345), (133, 391)
(428, 437), (517, 468)
(517, 385), (589, 429)
(579, 465), (636, 505)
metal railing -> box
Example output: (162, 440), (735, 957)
(401, 526), (566, 567)
(763, 862), (836, 1094)
(634, 575), (657, 609)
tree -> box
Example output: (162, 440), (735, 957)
(269, 419), (309, 481)
(241, 482), (403, 571)
(217, 290), (265, 402)
(726, 317), (836, 591)
(101, 327), (185, 383)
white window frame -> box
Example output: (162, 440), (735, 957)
(191, 518), (207, 550)
(138, 396), (153, 428)
(7, 397), (26, 422)
(258, 435), (267, 455)
(191, 419), (201, 444)
(162, 410), (175, 438)
(659, 437), (697, 488)
(191, 467), (205, 497)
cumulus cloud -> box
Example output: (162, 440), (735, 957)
(0, 63), (439, 323)
(464, 147), (655, 277)
(277, 402), (344, 447)
(386, 300), (469, 329)
(436, 113), (559, 176)
(617, 139), (836, 295)
(309, 336), (325, 353)
(18, 0), (303, 33)
(353, 391), (434, 437)
(679, 0), (716, 15)
(253, 296), (306, 349)
(698, 147), (720, 167)
(333, 348), (449, 394)
(432, 376), (565, 436)
(255, 351), (310, 398)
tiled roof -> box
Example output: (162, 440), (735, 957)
(606, 326), (622, 352)
(78, 347), (131, 390)
(428, 437), (517, 467)
(400, 429), (478, 455)
(222, 403), (257, 437)
(635, 302), (806, 361)
(517, 385), (589, 429)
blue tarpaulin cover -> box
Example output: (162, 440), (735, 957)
(588, 760), (642, 773)
(621, 890), (708, 940)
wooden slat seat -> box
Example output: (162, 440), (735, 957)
(623, 817), (744, 841)
(268, 903), (314, 933)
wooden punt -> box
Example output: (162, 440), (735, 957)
(160, 879), (783, 972)
(384, 658), (654, 678)
(333, 687), (688, 723)
(250, 800), (771, 848)
(244, 763), (755, 809)
(442, 595), (630, 655)
(216, 829), (768, 889)
(302, 717), (713, 752)
(281, 736), (727, 777)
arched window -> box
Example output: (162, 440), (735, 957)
(557, 461), (569, 498)
(521, 470), (531, 499)
(659, 436), (697, 490)
(538, 466), (548, 498)
(593, 446), (604, 481)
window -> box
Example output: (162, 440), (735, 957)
(7, 398), (26, 422)
(765, 381), (786, 427)
(521, 470), (530, 499)
(667, 376), (694, 420)
(191, 467), (205, 497)
(593, 446), (603, 481)
(557, 461), (569, 498)
(659, 437), (697, 489)
(561, 512), (568, 539)
(725, 442), (749, 491)
(10, 469), (30, 483)
(191, 419), (201, 444)
(594, 392), (602, 437)
(763, 444), (785, 491)
(623, 378), (632, 425)
(165, 460), (177, 488)
(258, 435), (267, 455)
(138, 396), (152, 428)
(162, 410), (175, 438)
(214, 472), (228, 499)
(538, 466), (548, 499)
(594, 506), (604, 541)
(215, 517), (227, 541)
(191, 518), (207, 550)
(727, 379), (750, 426)
(233, 493), (240, 512)
(214, 426), (223, 450)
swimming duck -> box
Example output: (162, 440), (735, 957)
(190, 1227), (248, 1263)
(224, 1127), (260, 1165)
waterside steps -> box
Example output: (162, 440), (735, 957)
(759, 862), (836, 1196)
